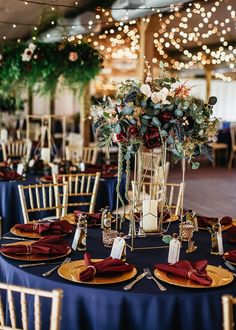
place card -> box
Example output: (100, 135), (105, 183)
(28, 159), (35, 168)
(168, 234), (181, 264)
(41, 147), (50, 163)
(16, 163), (24, 175)
(110, 237), (126, 260)
(217, 230), (224, 255)
(142, 199), (158, 231)
(51, 164), (59, 175)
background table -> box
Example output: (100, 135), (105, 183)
(0, 222), (235, 330)
(0, 175), (126, 234)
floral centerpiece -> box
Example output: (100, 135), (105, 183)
(92, 66), (218, 203)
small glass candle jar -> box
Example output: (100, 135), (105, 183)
(102, 230), (118, 248)
(179, 223), (194, 241)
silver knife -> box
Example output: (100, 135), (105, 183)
(2, 237), (30, 241)
(123, 272), (147, 291)
(224, 261), (236, 272)
(19, 261), (61, 268)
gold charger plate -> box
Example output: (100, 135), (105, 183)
(154, 265), (233, 289)
(1, 241), (71, 262)
(10, 224), (72, 239)
(58, 259), (137, 285)
(10, 226), (42, 239)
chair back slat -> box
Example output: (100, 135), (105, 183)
(222, 295), (235, 330)
(1, 140), (32, 162)
(53, 173), (101, 214)
(34, 294), (40, 330)
(0, 283), (63, 330)
(7, 291), (16, 329)
(0, 295), (5, 327)
(18, 183), (68, 223)
(20, 292), (28, 330)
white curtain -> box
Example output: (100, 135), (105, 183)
(180, 78), (236, 122)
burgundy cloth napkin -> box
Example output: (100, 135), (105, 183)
(74, 210), (102, 227)
(0, 170), (22, 181)
(155, 260), (212, 286)
(224, 250), (236, 262)
(14, 220), (72, 236)
(79, 252), (134, 281)
(197, 215), (232, 228)
(0, 235), (69, 255)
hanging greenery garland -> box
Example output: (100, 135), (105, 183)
(0, 40), (103, 96)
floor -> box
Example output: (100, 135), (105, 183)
(169, 164), (236, 217)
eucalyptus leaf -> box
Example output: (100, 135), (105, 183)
(152, 117), (161, 127)
(191, 162), (200, 170)
(142, 115), (152, 120)
(124, 153), (131, 161)
(167, 136), (175, 144)
(115, 123), (121, 134)
(174, 109), (183, 117)
(122, 106), (133, 115)
(141, 117), (149, 125)
(160, 130), (168, 137)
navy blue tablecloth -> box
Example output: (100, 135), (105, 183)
(0, 223), (236, 330)
(0, 175), (126, 234)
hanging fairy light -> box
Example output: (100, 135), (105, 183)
(152, 0), (236, 71)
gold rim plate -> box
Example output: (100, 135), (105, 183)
(58, 259), (137, 285)
(154, 265), (233, 288)
(10, 226), (42, 239)
(1, 241), (71, 261)
(10, 224), (71, 239)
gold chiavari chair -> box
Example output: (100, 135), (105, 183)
(53, 172), (101, 214)
(65, 145), (82, 164)
(1, 140), (32, 162)
(138, 182), (184, 216)
(0, 282), (63, 330)
(82, 147), (98, 165)
(228, 125), (236, 169)
(222, 294), (236, 330)
(18, 183), (68, 224)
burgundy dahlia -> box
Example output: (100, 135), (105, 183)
(128, 125), (139, 137)
(143, 127), (161, 149)
(158, 111), (172, 123)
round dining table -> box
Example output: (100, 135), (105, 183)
(0, 174), (126, 234)
(0, 222), (235, 330)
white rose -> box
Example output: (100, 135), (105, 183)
(145, 76), (152, 83)
(140, 84), (152, 97)
(151, 92), (160, 104)
(21, 49), (32, 61)
(28, 43), (36, 51)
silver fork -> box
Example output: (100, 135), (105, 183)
(42, 257), (71, 277)
(224, 261), (236, 271)
(143, 267), (167, 291)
